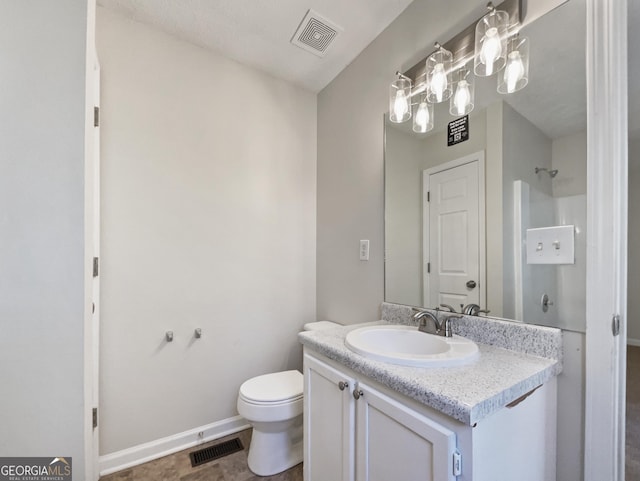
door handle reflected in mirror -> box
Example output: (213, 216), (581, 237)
(466, 280), (477, 289)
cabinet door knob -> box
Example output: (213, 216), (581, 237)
(338, 381), (349, 391)
(353, 388), (364, 400)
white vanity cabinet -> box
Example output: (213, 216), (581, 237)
(304, 352), (458, 481)
(355, 378), (458, 481)
(303, 349), (557, 481)
(303, 350), (356, 481)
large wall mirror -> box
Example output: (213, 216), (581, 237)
(384, 0), (586, 332)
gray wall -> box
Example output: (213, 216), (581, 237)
(97, 8), (317, 454)
(0, 1), (91, 478)
(317, 0), (482, 324)
(552, 131), (588, 198)
(316, 0), (584, 479)
(384, 125), (424, 307)
(316, 0), (566, 325)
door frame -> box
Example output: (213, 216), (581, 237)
(584, 0), (627, 478)
(91, 57), (101, 481)
(422, 151), (486, 310)
(84, 38), (100, 479)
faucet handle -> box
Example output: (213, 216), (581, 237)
(462, 303), (480, 315)
(439, 303), (456, 312)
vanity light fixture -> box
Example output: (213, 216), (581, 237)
(498, 34), (529, 94)
(413, 95), (434, 133)
(389, 72), (412, 123)
(474, 3), (509, 77)
(450, 67), (475, 116)
(426, 43), (453, 104)
(388, 0), (527, 132)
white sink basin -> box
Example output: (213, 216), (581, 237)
(344, 325), (479, 367)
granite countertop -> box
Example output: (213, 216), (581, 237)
(298, 303), (563, 426)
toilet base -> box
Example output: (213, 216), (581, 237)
(246, 416), (303, 476)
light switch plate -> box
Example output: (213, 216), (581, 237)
(526, 225), (575, 264)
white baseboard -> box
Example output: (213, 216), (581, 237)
(99, 415), (250, 476)
(628, 337), (640, 347)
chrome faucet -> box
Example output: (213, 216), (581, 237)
(462, 304), (491, 316)
(411, 308), (461, 337)
(412, 308), (441, 335)
(439, 303), (456, 312)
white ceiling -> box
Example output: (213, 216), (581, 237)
(96, 0), (414, 92)
(97, 0), (637, 140)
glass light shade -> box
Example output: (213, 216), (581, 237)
(474, 8), (509, 77)
(389, 78), (412, 123)
(413, 98), (434, 133)
(426, 47), (453, 103)
(498, 36), (529, 94)
(450, 68), (474, 116)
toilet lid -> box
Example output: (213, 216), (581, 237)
(239, 370), (303, 403)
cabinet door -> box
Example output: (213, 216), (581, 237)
(356, 382), (458, 481)
(304, 353), (356, 481)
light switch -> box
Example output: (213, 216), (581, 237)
(526, 225), (575, 264)
(360, 240), (370, 261)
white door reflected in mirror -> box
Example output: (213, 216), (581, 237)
(424, 154), (484, 309)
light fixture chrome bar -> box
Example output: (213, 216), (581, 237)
(395, 71), (412, 82)
(402, 0), (523, 89)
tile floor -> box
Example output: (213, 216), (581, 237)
(99, 429), (302, 481)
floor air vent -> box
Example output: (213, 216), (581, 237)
(189, 438), (244, 467)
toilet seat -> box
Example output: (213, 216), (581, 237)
(239, 392), (303, 406)
(239, 370), (303, 404)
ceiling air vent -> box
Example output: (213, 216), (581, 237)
(291, 9), (343, 58)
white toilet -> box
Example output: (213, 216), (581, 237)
(237, 321), (340, 476)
